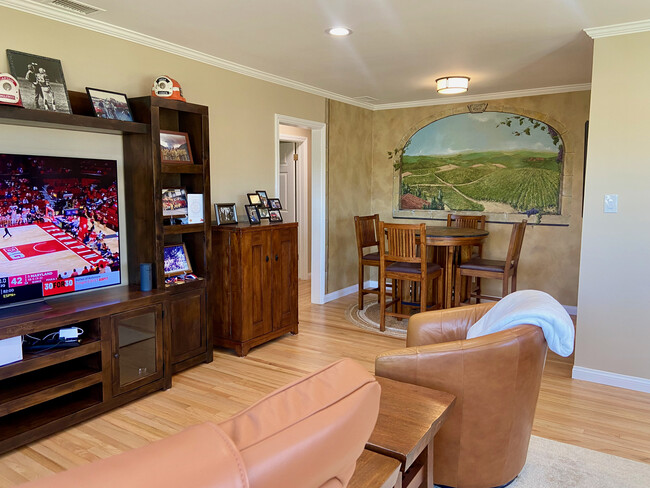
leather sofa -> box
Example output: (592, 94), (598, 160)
(375, 303), (547, 488)
(20, 358), (381, 488)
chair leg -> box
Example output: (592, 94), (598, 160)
(437, 273), (443, 309)
(420, 278), (427, 313)
(512, 271), (517, 293)
(380, 273), (386, 332)
(358, 263), (364, 310)
(502, 273), (509, 298)
(454, 267), (462, 307)
(476, 277), (482, 303)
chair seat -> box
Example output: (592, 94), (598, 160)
(459, 258), (506, 273)
(361, 252), (380, 262)
(386, 261), (442, 275)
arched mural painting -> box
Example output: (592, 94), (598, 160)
(392, 112), (565, 221)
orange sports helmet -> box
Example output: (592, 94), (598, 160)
(152, 75), (186, 102)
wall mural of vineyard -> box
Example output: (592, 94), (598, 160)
(392, 112), (564, 219)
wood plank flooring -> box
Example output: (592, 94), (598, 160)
(1, 281), (649, 485)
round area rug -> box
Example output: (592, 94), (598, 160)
(345, 297), (408, 338)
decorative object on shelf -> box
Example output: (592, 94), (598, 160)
(268, 198), (282, 210)
(85, 87), (133, 121)
(269, 209), (283, 222)
(151, 75), (186, 102)
(215, 203), (238, 225)
(245, 204), (261, 225)
(247, 192), (261, 205)
(256, 190), (270, 208)
(6, 49), (72, 113)
(160, 130), (193, 163)
(162, 188), (188, 217)
(258, 205), (270, 219)
(0, 73), (22, 106)
(163, 243), (192, 277)
(140, 263), (152, 292)
(187, 193), (204, 224)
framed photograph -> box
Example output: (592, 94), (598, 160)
(269, 209), (283, 222)
(160, 131), (193, 163)
(6, 49), (72, 113)
(257, 205), (270, 219)
(215, 203), (238, 225)
(162, 188), (188, 217)
(164, 243), (192, 277)
(247, 193), (261, 206)
(268, 198), (282, 210)
(245, 204), (261, 225)
(85, 87), (133, 121)
(256, 190), (270, 208)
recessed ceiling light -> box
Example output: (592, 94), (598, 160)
(327, 27), (352, 37)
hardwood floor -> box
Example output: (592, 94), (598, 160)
(1, 281), (649, 485)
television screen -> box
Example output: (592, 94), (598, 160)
(0, 153), (121, 307)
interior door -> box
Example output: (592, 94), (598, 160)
(279, 141), (296, 222)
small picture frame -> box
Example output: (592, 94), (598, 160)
(85, 87), (133, 121)
(245, 204), (261, 225)
(6, 49), (72, 113)
(247, 193), (261, 205)
(162, 188), (188, 217)
(215, 203), (238, 225)
(160, 130), (193, 163)
(257, 205), (270, 219)
(269, 209), (283, 222)
(256, 190), (270, 208)
(268, 198), (282, 210)
(164, 243), (192, 277)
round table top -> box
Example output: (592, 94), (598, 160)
(424, 226), (489, 238)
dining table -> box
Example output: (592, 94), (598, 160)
(423, 226), (489, 308)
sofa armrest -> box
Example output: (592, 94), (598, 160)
(19, 423), (248, 488)
(406, 302), (496, 347)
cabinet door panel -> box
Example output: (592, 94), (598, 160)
(242, 230), (273, 338)
(169, 290), (206, 364)
(272, 227), (298, 329)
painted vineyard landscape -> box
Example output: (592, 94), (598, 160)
(394, 112), (564, 216)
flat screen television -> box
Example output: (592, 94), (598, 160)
(0, 153), (121, 308)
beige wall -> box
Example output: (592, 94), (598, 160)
(327, 92), (590, 304)
(575, 32), (650, 381)
(327, 100), (374, 293)
(0, 7), (326, 221)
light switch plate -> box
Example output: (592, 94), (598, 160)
(604, 194), (618, 213)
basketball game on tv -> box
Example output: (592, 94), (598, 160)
(0, 153), (121, 307)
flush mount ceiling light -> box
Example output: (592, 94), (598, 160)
(436, 76), (470, 95)
(327, 27), (352, 36)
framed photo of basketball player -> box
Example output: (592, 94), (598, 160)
(163, 243), (192, 277)
(6, 49), (72, 113)
(160, 131), (194, 164)
(86, 87), (133, 121)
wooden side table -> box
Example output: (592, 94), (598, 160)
(367, 377), (455, 488)
(348, 449), (402, 488)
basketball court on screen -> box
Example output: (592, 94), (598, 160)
(0, 223), (106, 278)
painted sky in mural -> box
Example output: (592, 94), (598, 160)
(397, 112), (563, 215)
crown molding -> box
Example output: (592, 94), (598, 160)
(372, 84), (592, 111)
(0, 0), (375, 110)
(584, 19), (650, 39)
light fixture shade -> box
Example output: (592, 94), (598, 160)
(436, 76), (470, 94)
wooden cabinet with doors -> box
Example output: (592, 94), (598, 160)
(211, 222), (298, 356)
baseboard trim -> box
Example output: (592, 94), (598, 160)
(572, 366), (650, 394)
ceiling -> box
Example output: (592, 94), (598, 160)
(12, 0), (650, 107)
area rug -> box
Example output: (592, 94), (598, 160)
(435, 435), (650, 488)
(345, 297), (407, 338)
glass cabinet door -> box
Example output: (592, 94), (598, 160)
(111, 304), (163, 395)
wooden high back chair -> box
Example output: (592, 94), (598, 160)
(447, 213), (487, 258)
(354, 214), (382, 310)
(454, 219), (527, 306)
(378, 222), (443, 331)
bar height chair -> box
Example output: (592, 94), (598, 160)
(354, 214), (384, 310)
(454, 219), (527, 306)
(379, 222), (443, 332)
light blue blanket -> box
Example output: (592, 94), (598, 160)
(466, 290), (575, 357)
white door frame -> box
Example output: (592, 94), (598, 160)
(274, 114), (327, 304)
(277, 134), (309, 280)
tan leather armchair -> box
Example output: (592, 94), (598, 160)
(375, 303), (547, 488)
(20, 358), (381, 488)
